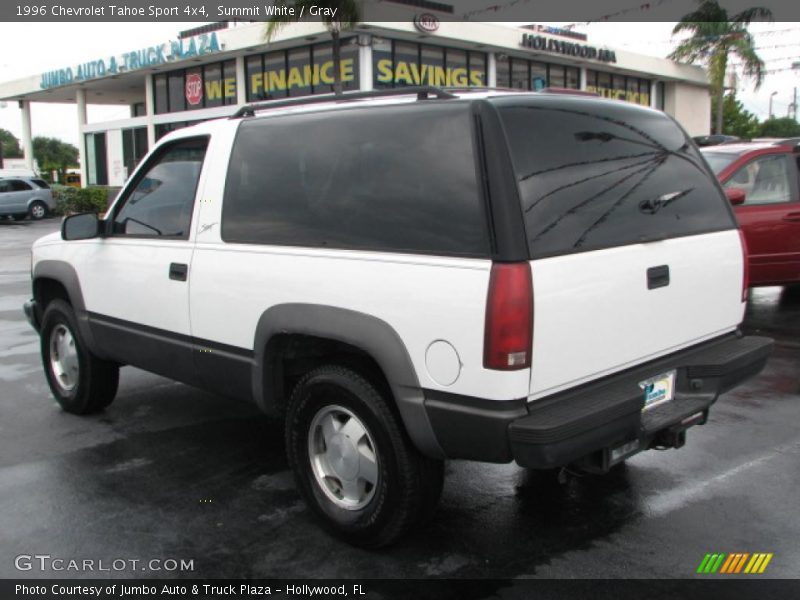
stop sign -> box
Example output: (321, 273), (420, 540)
(185, 73), (203, 106)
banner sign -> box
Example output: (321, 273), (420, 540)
(521, 33), (617, 63)
(39, 32), (221, 90)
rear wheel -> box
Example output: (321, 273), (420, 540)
(29, 201), (47, 220)
(286, 365), (443, 547)
(40, 299), (119, 414)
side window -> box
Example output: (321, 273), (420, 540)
(724, 155), (792, 205)
(10, 180), (33, 191)
(31, 179), (50, 189)
(0, 181), (11, 193)
(113, 137), (207, 238)
(222, 104), (489, 257)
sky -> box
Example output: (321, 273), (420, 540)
(0, 18), (798, 148)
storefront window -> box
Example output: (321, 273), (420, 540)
(496, 56), (580, 90)
(374, 40), (486, 88)
(131, 102), (146, 117)
(423, 45), (445, 75)
(122, 127), (148, 179)
(168, 72), (185, 113)
(445, 48), (467, 86)
(392, 42), (419, 86)
(511, 58), (528, 90)
(85, 132), (107, 186)
(155, 120), (206, 140)
(639, 79), (651, 106)
(246, 55), (266, 101)
(153, 60), (237, 114)
(468, 52), (486, 86)
(203, 63), (222, 108)
(312, 45), (334, 94)
(566, 67), (579, 89)
(530, 61), (547, 90)
(245, 40), (358, 101)
(549, 64), (565, 88)
(587, 70), (651, 106)
(496, 56), (510, 88)
(626, 76), (638, 100)
(287, 47), (312, 98)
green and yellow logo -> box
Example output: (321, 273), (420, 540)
(697, 552), (773, 574)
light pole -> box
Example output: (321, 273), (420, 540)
(768, 91), (777, 119)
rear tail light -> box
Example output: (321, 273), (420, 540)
(483, 262), (533, 370)
(738, 229), (749, 302)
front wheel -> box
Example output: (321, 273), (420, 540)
(286, 365), (443, 548)
(40, 299), (119, 414)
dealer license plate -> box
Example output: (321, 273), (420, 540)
(639, 369), (676, 411)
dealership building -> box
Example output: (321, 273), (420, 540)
(0, 6), (711, 187)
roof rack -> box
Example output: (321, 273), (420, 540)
(231, 86), (458, 119)
(539, 87), (600, 97)
(440, 86), (518, 93)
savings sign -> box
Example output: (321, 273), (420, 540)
(185, 73), (203, 106)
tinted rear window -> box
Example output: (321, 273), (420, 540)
(222, 103), (489, 257)
(31, 179), (50, 189)
(496, 97), (736, 258)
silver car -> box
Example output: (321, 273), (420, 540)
(0, 177), (55, 220)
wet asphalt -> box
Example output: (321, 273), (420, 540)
(1, 218), (798, 580)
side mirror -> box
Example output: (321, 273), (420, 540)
(725, 188), (746, 206)
(61, 212), (101, 241)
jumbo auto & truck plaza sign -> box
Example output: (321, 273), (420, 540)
(39, 31), (221, 89)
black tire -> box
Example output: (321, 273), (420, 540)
(29, 201), (47, 220)
(40, 299), (119, 414)
(286, 365), (444, 548)
(12, 214), (27, 221)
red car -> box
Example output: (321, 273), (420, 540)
(702, 141), (800, 287)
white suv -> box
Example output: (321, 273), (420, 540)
(24, 87), (773, 547)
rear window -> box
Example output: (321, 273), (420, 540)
(702, 151), (739, 175)
(31, 179), (50, 189)
(496, 97), (737, 259)
(222, 103), (489, 257)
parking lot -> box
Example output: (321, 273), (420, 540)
(1, 218), (799, 579)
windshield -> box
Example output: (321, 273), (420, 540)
(701, 151), (739, 175)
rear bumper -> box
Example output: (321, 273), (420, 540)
(423, 333), (773, 469)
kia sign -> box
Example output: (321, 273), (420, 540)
(185, 73), (203, 106)
(413, 13), (439, 33)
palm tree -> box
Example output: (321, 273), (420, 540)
(669, 0), (771, 134)
(264, 0), (363, 96)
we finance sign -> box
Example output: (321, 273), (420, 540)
(39, 32), (221, 90)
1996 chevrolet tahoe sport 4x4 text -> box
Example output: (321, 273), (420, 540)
(23, 87), (773, 547)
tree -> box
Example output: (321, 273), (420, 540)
(669, 0), (772, 135)
(32, 137), (79, 180)
(715, 92), (761, 139)
(0, 128), (22, 160)
(759, 117), (800, 138)
(264, 0), (362, 96)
